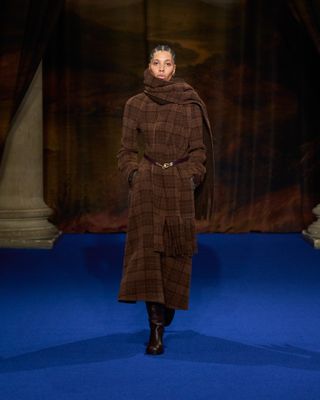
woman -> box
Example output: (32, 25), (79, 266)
(117, 45), (214, 355)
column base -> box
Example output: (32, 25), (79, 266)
(0, 207), (62, 249)
(302, 230), (320, 249)
(0, 232), (62, 249)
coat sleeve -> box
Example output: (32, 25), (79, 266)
(117, 97), (140, 183)
(185, 104), (207, 185)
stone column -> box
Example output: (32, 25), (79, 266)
(303, 204), (320, 249)
(0, 61), (60, 248)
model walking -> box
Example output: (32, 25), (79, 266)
(117, 44), (213, 355)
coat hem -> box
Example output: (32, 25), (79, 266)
(118, 296), (189, 311)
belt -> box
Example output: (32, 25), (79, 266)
(144, 154), (189, 169)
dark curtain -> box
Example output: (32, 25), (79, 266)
(0, 0), (64, 159)
(289, 0), (320, 53)
(286, 0), (320, 228)
(43, 0), (320, 233)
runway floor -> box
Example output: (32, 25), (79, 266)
(1, 233), (320, 400)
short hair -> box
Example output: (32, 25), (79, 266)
(149, 45), (176, 62)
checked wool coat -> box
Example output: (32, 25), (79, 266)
(117, 68), (213, 310)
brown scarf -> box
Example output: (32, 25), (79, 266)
(144, 68), (215, 222)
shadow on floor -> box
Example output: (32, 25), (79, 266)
(1, 330), (319, 373)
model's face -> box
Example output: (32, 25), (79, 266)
(149, 51), (176, 81)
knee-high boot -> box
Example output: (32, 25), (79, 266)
(164, 307), (175, 327)
(145, 302), (165, 355)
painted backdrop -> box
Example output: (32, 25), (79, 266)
(43, 0), (320, 232)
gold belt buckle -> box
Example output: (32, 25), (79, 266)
(162, 162), (173, 169)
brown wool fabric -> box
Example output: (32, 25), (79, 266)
(117, 68), (213, 310)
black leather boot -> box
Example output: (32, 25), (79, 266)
(164, 307), (175, 327)
(145, 302), (165, 355)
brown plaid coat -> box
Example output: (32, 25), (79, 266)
(117, 69), (213, 310)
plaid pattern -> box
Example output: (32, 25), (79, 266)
(117, 69), (211, 310)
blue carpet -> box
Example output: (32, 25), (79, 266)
(1, 233), (320, 399)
